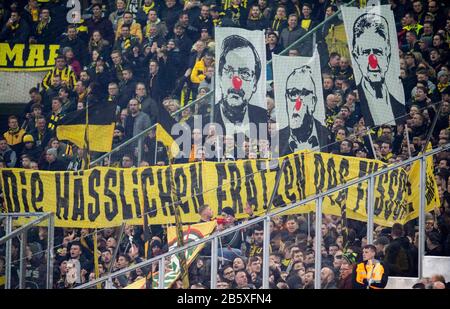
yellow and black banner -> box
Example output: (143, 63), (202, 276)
(56, 103), (116, 153)
(0, 151), (439, 228)
(0, 43), (60, 72)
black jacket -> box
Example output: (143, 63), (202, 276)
(357, 83), (407, 128)
(0, 18), (30, 43)
(117, 78), (137, 109)
(172, 34), (193, 62)
(147, 71), (168, 105)
(246, 17), (269, 31)
(159, 4), (183, 32)
(266, 44), (283, 61)
(33, 20), (57, 44)
(384, 236), (417, 277)
(21, 145), (42, 162)
(220, 225), (244, 250)
(85, 17), (114, 44)
(191, 16), (214, 40)
(213, 103), (268, 141)
(40, 159), (67, 171)
(280, 26), (308, 53)
(278, 117), (332, 156)
(59, 36), (87, 66)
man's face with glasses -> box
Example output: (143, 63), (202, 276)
(219, 46), (257, 110)
(285, 66), (317, 130)
(339, 261), (352, 279)
(136, 84), (146, 97)
(223, 267), (235, 281)
(425, 220), (435, 232)
(108, 84), (119, 96)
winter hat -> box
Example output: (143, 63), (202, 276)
(343, 252), (357, 265)
(115, 125), (125, 133)
(46, 148), (57, 157)
(151, 239), (162, 249)
(374, 236), (390, 246)
(221, 207), (235, 217)
(23, 134), (34, 143)
(437, 70), (448, 79)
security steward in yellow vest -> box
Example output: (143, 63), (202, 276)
(353, 244), (388, 289)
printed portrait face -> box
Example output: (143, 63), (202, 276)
(285, 66), (317, 129)
(218, 35), (261, 123)
(220, 47), (257, 107)
(352, 14), (391, 85)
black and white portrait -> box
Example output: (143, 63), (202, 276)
(215, 28), (267, 139)
(273, 52), (330, 155)
(343, 6), (406, 127)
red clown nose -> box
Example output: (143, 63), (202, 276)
(368, 54), (378, 69)
(295, 97), (302, 111)
(232, 76), (242, 90)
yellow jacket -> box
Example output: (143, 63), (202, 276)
(3, 129), (26, 147)
(115, 20), (143, 43)
(191, 58), (214, 84)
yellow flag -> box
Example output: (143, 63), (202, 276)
(156, 123), (180, 158)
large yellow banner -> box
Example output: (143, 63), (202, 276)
(0, 151), (439, 228)
(0, 43), (60, 71)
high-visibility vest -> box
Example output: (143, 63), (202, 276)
(355, 261), (385, 289)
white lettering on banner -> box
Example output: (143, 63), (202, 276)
(66, 0), (81, 23)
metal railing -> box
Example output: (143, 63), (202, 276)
(76, 142), (450, 289)
(0, 212), (54, 289)
(89, 89), (215, 167)
(91, 0), (357, 167)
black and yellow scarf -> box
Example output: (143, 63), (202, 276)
(142, 2), (155, 15)
(271, 16), (286, 31)
(36, 17), (50, 35)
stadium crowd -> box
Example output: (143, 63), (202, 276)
(0, 0), (449, 289)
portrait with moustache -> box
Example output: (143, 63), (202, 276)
(278, 65), (331, 155)
(343, 8), (406, 127)
(214, 32), (268, 141)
